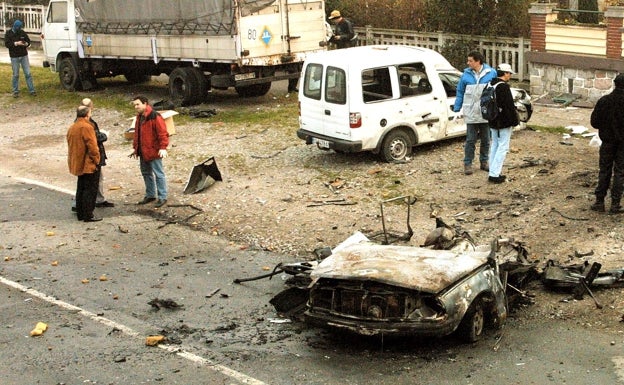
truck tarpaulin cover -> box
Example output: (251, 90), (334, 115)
(75, 0), (276, 35)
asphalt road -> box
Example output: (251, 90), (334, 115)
(1, 172), (624, 385)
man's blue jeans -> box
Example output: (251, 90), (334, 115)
(11, 55), (35, 95)
(464, 122), (490, 165)
(140, 157), (168, 200)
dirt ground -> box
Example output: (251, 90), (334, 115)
(1, 82), (623, 333)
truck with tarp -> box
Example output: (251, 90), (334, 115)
(41, 0), (328, 105)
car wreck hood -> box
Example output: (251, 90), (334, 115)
(311, 241), (492, 293)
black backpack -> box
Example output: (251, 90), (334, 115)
(480, 82), (501, 121)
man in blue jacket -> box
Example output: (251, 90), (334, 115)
(453, 51), (497, 175)
(4, 19), (36, 97)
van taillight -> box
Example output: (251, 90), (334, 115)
(349, 112), (361, 128)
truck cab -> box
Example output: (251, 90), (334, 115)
(297, 45), (531, 162)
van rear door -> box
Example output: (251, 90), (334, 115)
(299, 63), (351, 149)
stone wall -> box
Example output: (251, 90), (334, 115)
(529, 62), (618, 103)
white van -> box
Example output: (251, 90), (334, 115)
(297, 45), (532, 162)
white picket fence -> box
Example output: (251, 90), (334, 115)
(354, 26), (530, 82)
(0, 2), (45, 34)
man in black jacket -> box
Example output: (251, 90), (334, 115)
(4, 19), (36, 97)
(590, 74), (624, 214)
(486, 63), (519, 184)
(328, 10), (355, 49)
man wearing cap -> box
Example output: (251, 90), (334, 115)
(4, 19), (36, 97)
(328, 10), (355, 49)
(589, 73), (624, 214)
(485, 63), (519, 184)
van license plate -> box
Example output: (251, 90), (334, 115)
(313, 138), (330, 148)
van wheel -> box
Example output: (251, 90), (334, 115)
(58, 57), (83, 91)
(381, 130), (412, 162)
(457, 298), (485, 343)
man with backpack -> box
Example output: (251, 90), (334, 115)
(484, 63), (519, 184)
(328, 10), (355, 49)
(453, 51), (497, 175)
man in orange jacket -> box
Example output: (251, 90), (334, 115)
(67, 105), (101, 222)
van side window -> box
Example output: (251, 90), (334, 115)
(397, 63), (431, 98)
(362, 67), (392, 103)
(325, 66), (346, 105)
(303, 64), (323, 100)
(47, 1), (68, 23)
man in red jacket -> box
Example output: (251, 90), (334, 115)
(130, 95), (169, 208)
(67, 105), (101, 222)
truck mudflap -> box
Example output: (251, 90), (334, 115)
(297, 129), (363, 153)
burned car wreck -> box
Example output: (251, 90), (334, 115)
(301, 233), (508, 342)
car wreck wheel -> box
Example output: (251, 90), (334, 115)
(457, 299), (484, 343)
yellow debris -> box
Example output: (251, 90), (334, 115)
(51, 261), (58, 266)
(145, 335), (165, 346)
(46, 231), (55, 236)
(30, 322), (48, 336)
(99, 275), (108, 281)
(81, 279), (89, 284)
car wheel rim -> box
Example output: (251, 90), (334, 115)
(390, 140), (406, 160)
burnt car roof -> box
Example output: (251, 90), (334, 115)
(310, 241), (491, 293)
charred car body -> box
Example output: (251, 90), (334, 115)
(302, 233), (509, 342)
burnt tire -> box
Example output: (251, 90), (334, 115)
(235, 82), (271, 97)
(380, 130), (412, 162)
(58, 57), (83, 91)
(457, 298), (485, 343)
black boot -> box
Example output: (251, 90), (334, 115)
(610, 199), (624, 214)
(591, 198), (605, 212)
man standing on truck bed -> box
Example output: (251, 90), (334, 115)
(328, 10), (355, 49)
(453, 51), (497, 175)
(4, 19), (36, 97)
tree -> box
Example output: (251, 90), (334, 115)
(423, 0), (531, 37)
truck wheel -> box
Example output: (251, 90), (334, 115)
(58, 57), (83, 91)
(457, 298), (484, 343)
(188, 67), (208, 103)
(124, 70), (151, 84)
(235, 82), (271, 97)
(169, 67), (195, 106)
(380, 130), (412, 162)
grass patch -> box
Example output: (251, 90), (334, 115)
(526, 124), (570, 134)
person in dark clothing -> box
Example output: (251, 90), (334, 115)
(328, 10), (355, 49)
(67, 106), (101, 222)
(4, 19), (36, 97)
(590, 73), (624, 214)
(486, 63), (519, 184)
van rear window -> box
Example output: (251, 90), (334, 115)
(303, 64), (323, 100)
(325, 66), (346, 105)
